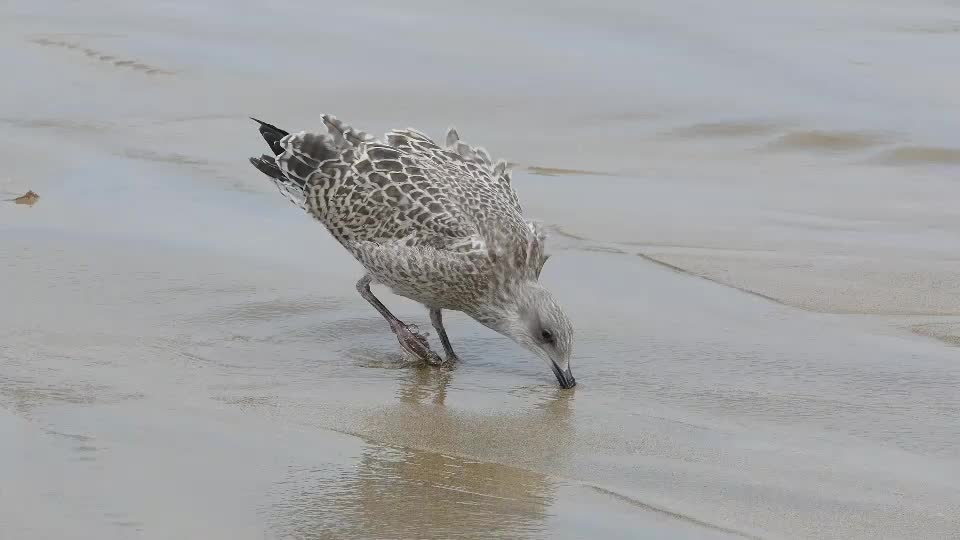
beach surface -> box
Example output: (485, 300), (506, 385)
(1, 1), (959, 538)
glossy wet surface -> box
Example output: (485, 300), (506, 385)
(2, 1), (959, 538)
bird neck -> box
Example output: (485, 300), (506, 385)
(467, 278), (540, 333)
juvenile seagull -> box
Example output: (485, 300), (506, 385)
(248, 115), (575, 388)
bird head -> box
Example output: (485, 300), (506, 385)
(473, 281), (575, 388)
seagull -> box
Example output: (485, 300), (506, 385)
(248, 115), (575, 388)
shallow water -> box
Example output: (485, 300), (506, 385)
(2, 1), (960, 539)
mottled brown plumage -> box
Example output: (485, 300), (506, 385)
(249, 115), (575, 388)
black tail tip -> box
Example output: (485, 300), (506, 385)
(250, 116), (285, 132)
(249, 155), (284, 180)
(250, 117), (289, 155)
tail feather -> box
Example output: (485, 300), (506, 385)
(250, 117), (288, 156)
(249, 154), (283, 180)
(276, 131), (337, 182)
(248, 117), (342, 211)
(250, 153), (307, 210)
(322, 114), (374, 147)
(249, 117), (306, 209)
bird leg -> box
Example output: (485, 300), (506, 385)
(429, 308), (459, 363)
(356, 275), (443, 365)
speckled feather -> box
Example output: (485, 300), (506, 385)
(255, 115), (549, 315)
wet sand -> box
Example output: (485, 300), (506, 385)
(2, 0), (960, 538)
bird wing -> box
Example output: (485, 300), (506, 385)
(259, 116), (480, 252)
(523, 219), (551, 279)
(352, 124), (548, 280)
(259, 115), (548, 278)
(327, 139), (483, 249)
(377, 127), (543, 269)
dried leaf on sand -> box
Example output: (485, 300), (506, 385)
(9, 190), (40, 206)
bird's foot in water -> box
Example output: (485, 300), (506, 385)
(393, 323), (444, 366)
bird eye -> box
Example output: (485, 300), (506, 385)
(540, 329), (554, 343)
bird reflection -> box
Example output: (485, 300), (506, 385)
(396, 363), (454, 407)
(272, 366), (577, 539)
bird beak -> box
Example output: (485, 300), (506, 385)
(550, 361), (576, 389)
